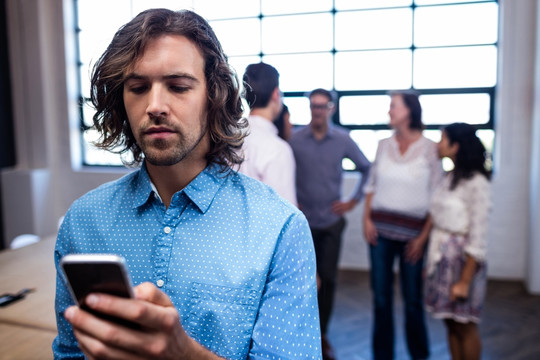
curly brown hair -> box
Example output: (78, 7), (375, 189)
(90, 8), (246, 169)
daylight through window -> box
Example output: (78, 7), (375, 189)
(75, 0), (498, 167)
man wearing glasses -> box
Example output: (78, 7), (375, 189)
(289, 88), (371, 360)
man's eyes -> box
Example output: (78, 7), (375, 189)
(128, 85), (148, 94)
(169, 85), (190, 93)
(126, 84), (190, 94)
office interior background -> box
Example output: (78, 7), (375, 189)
(0, 0), (539, 294)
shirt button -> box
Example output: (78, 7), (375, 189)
(156, 279), (164, 287)
(164, 226), (171, 234)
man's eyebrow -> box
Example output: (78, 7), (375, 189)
(124, 73), (200, 82)
(166, 73), (199, 81)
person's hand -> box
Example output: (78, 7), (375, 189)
(64, 282), (205, 360)
(450, 280), (470, 301)
(405, 237), (426, 264)
(363, 217), (378, 245)
(331, 199), (357, 216)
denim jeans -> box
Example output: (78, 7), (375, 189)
(369, 236), (429, 360)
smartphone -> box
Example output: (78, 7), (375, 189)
(60, 254), (139, 328)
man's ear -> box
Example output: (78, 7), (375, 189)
(271, 87), (281, 102)
(328, 101), (336, 116)
(270, 87), (282, 116)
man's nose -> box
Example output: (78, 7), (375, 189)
(146, 85), (169, 117)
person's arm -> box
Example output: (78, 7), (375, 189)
(451, 175), (491, 300)
(405, 215), (433, 264)
(362, 192), (378, 245)
(53, 211), (87, 359)
(331, 198), (358, 216)
(249, 212), (321, 359)
(462, 175), (491, 265)
(332, 136), (371, 215)
(427, 139), (444, 194)
(346, 136), (371, 204)
(361, 140), (382, 246)
(450, 255), (478, 301)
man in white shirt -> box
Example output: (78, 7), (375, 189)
(239, 62), (297, 205)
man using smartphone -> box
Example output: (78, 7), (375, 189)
(53, 9), (321, 360)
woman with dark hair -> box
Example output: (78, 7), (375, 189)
(425, 122), (491, 360)
(363, 90), (443, 360)
(274, 103), (292, 140)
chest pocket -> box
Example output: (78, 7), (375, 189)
(185, 282), (259, 359)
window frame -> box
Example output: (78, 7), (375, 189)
(74, 0), (498, 166)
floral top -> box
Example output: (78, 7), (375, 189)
(426, 172), (491, 275)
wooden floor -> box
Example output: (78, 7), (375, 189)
(327, 270), (540, 360)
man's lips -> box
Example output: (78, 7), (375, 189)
(143, 126), (176, 139)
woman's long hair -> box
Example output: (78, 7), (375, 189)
(443, 122), (491, 189)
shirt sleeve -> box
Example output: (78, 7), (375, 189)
(463, 175), (491, 262)
(345, 135), (371, 202)
(426, 139), (444, 196)
(261, 142), (298, 206)
(52, 211), (86, 359)
(248, 212), (321, 360)
(363, 139), (384, 195)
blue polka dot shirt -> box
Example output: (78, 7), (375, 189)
(53, 163), (322, 359)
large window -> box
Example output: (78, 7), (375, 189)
(75, 0), (498, 167)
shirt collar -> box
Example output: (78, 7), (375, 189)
(131, 162), (226, 214)
(182, 163), (226, 214)
(131, 163), (155, 209)
(307, 123), (336, 140)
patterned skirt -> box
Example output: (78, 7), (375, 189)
(424, 234), (487, 323)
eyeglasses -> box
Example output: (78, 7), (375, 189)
(310, 102), (333, 110)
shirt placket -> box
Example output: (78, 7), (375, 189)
(154, 192), (189, 290)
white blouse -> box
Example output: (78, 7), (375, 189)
(364, 135), (443, 218)
(426, 172), (491, 275)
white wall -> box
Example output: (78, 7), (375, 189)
(1, 0), (128, 245)
(528, 0), (540, 293)
(1, 0), (539, 292)
(489, 0), (537, 285)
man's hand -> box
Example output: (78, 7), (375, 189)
(331, 199), (357, 216)
(64, 282), (221, 360)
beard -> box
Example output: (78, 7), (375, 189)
(137, 122), (208, 167)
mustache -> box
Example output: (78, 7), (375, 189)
(148, 114), (168, 124)
(139, 115), (179, 134)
